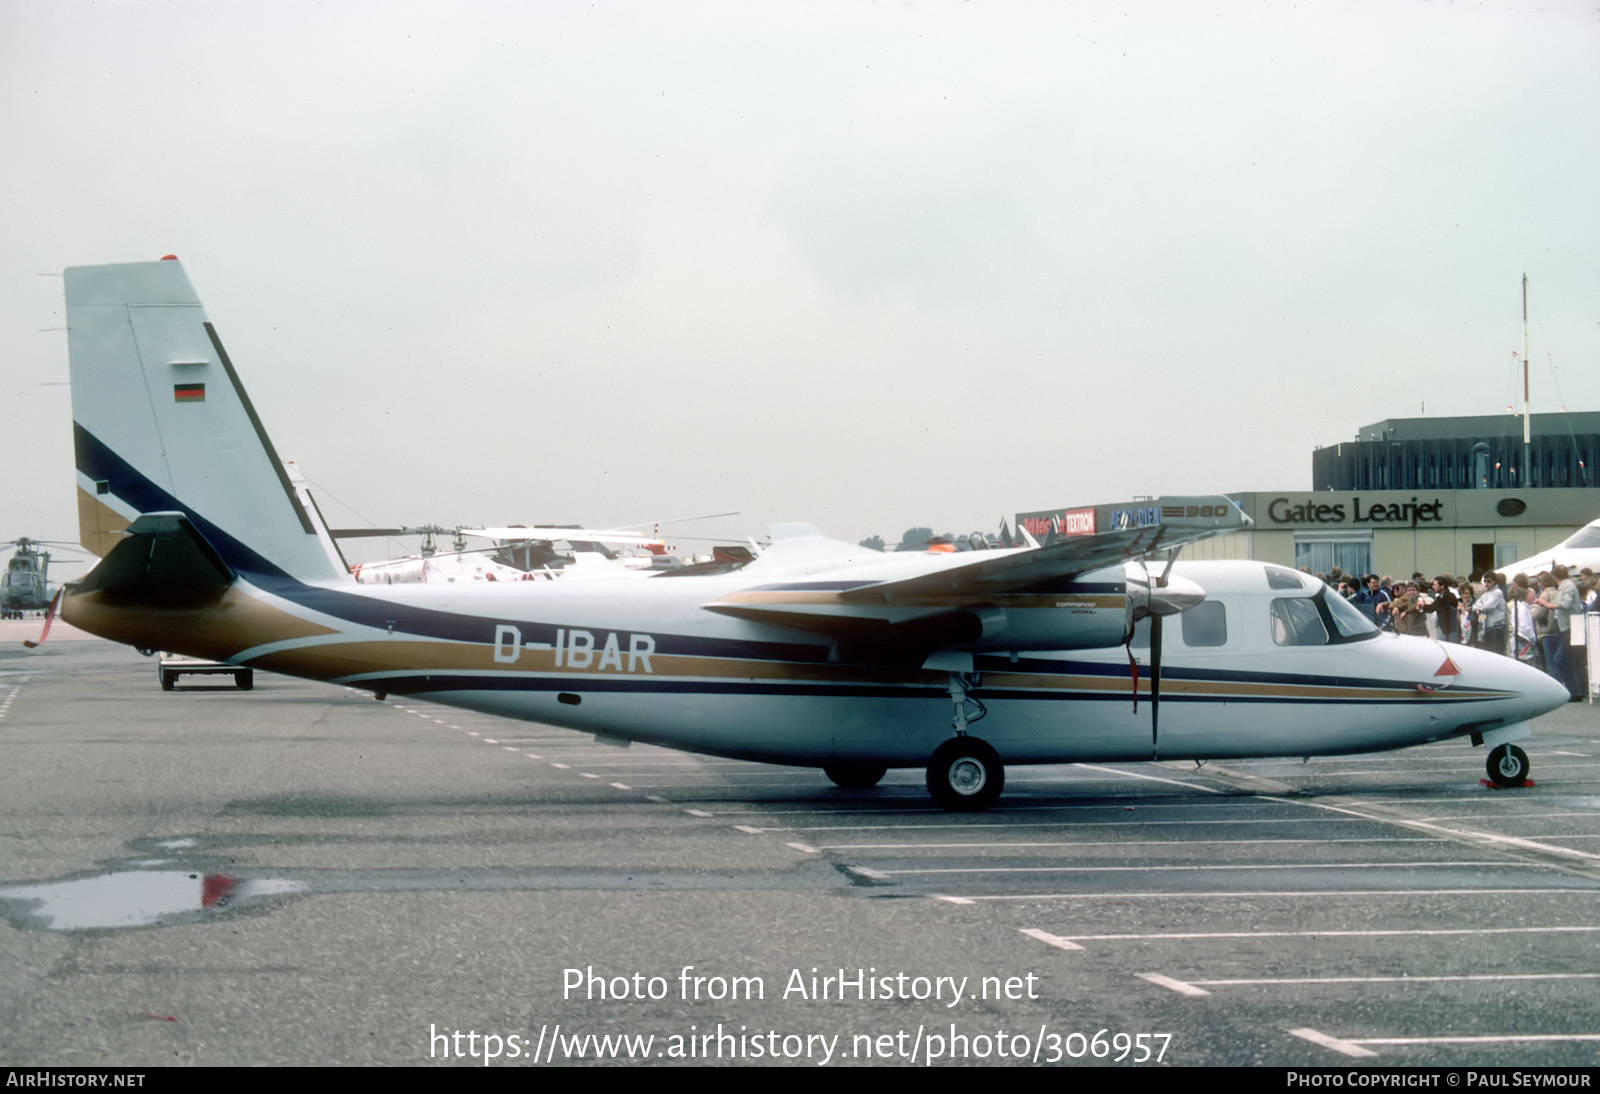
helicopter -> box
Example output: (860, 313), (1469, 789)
(1, 539), (83, 619)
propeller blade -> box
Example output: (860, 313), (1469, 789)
(1150, 613), (1162, 759)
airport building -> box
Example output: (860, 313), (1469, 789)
(1018, 413), (1600, 580)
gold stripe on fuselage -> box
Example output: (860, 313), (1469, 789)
(63, 584), (339, 660)
(248, 640), (940, 687)
(980, 670), (1470, 703)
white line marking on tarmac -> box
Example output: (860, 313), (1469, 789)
(733, 825), (764, 835)
(1048, 925), (1600, 943)
(887, 860), (1504, 876)
(1137, 972), (1210, 997)
(1075, 763), (1224, 794)
(684, 809), (714, 818)
(609, 782), (632, 790)
(1019, 928), (1083, 952)
(1191, 972), (1600, 987)
(550, 763), (569, 769)
(645, 795), (670, 804)
(1262, 795), (1600, 865)
(787, 842), (820, 854)
(1288, 1028), (1377, 1058)
(813, 837), (1445, 851)
(1349, 1034), (1600, 1048)
(762, 816), (1357, 830)
(579, 773), (599, 779)
(959, 888), (1599, 902)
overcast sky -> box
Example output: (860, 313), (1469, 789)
(5, 0), (1598, 565)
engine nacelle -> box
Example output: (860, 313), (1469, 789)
(942, 564), (1207, 652)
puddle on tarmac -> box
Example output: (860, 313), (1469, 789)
(0, 843), (838, 932)
(0, 871), (307, 931)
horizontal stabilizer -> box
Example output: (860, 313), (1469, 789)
(74, 512), (236, 594)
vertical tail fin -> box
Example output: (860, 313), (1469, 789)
(66, 258), (347, 585)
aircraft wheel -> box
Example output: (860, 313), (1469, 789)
(159, 671), (175, 691)
(236, 672), (253, 691)
(824, 763), (887, 789)
(1486, 743), (1530, 787)
(927, 737), (1004, 812)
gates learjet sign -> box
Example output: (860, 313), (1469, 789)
(1266, 496), (1445, 527)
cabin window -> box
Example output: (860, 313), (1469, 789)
(1180, 600), (1228, 647)
(1270, 597), (1328, 646)
(1264, 565), (1309, 591)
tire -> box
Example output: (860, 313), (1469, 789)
(1486, 743), (1530, 787)
(824, 763), (887, 789)
(926, 737), (1004, 811)
(159, 671), (175, 691)
(236, 672), (253, 691)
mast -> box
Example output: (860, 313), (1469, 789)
(1522, 273), (1531, 487)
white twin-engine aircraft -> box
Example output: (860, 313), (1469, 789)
(57, 259), (1568, 810)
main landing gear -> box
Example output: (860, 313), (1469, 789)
(926, 737), (1004, 811)
(823, 763), (886, 789)
(1486, 743), (1531, 788)
(925, 669), (1004, 811)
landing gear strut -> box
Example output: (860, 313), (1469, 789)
(926, 669), (1002, 810)
(1486, 743), (1530, 787)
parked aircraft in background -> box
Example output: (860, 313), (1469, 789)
(2, 539), (82, 618)
(348, 526), (669, 585)
(1502, 517), (1600, 579)
(51, 258), (1568, 808)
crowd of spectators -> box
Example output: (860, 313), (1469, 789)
(1309, 563), (1598, 701)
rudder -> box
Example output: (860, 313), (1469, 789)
(66, 258), (347, 585)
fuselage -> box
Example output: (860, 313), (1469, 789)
(62, 558), (1568, 769)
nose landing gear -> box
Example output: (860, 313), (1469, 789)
(1485, 743), (1531, 788)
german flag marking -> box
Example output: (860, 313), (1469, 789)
(174, 383), (205, 402)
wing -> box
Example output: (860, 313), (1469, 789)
(703, 495), (1246, 655)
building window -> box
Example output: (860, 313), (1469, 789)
(1293, 530), (1374, 578)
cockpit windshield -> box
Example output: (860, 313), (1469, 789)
(1320, 586), (1380, 640)
(1561, 525), (1600, 550)
(1271, 589), (1380, 646)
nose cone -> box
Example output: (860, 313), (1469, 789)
(1453, 645), (1571, 721)
(1523, 660), (1576, 714)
